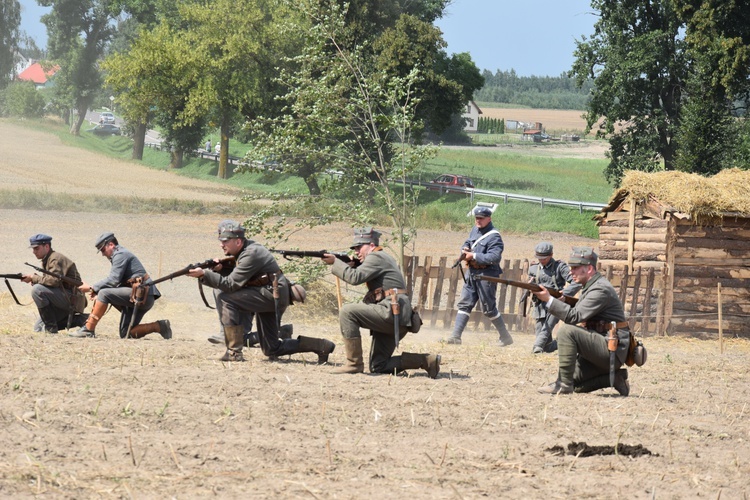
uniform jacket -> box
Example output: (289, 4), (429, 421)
(93, 245), (160, 298)
(528, 258), (581, 319)
(331, 248), (412, 326)
(202, 239), (283, 292)
(463, 223), (503, 276)
(31, 249), (87, 313)
(547, 272), (630, 362)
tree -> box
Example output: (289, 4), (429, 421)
(571, 0), (689, 185)
(0, 0), (21, 87)
(40, 0), (121, 134)
(249, 0), (437, 266)
(2, 80), (46, 117)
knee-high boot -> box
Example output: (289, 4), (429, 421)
(446, 313), (469, 344)
(575, 369), (629, 396)
(296, 335), (336, 364)
(491, 315), (514, 346)
(220, 325), (245, 362)
(332, 337), (364, 374)
(129, 320), (172, 339)
(70, 299), (107, 338)
(400, 352), (441, 379)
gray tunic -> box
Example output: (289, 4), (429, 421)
(528, 258), (581, 319)
(93, 245), (159, 298)
(201, 239), (282, 292)
(547, 272), (630, 363)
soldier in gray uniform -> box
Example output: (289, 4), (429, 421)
(532, 247), (630, 396)
(71, 232), (171, 340)
(446, 206), (514, 346)
(21, 234), (88, 333)
(188, 220), (335, 363)
(322, 227), (440, 378)
(525, 242), (581, 354)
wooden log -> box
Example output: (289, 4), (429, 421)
(674, 277), (750, 288)
(676, 237), (750, 251)
(418, 256), (432, 312)
(668, 316), (747, 331)
(640, 268), (655, 334)
(618, 266), (629, 305)
(673, 301), (750, 314)
(599, 249), (666, 261)
(627, 198), (636, 272)
(602, 217), (669, 228)
(599, 232), (667, 243)
(404, 255), (415, 297)
(660, 216), (677, 336)
(674, 266), (750, 279)
(600, 240), (668, 252)
(628, 267), (642, 329)
(444, 266), (460, 328)
(674, 257), (750, 267)
(673, 287), (750, 299)
(675, 226), (750, 239)
(599, 259), (666, 269)
(496, 259), (510, 314)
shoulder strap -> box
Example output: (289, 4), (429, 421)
(470, 230), (500, 250)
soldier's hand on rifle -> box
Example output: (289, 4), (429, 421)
(78, 282), (92, 293)
(531, 285), (551, 303)
(187, 268), (205, 278)
(21, 274), (33, 283)
(462, 249), (475, 262)
(321, 253), (336, 265)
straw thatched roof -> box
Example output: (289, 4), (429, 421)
(604, 169), (750, 220)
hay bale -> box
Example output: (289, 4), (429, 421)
(618, 169), (750, 219)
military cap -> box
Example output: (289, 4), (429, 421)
(217, 220), (246, 241)
(534, 242), (553, 257)
(568, 246), (597, 267)
(29, 234), (52, 247)
(350, 227), (380, 249)
(94, 232), (116, 251)
(472, 205), (492, 218)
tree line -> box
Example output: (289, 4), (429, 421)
(474, 69), (594, 110)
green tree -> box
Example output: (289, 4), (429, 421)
(0, 0), (21, 87)
(249, 0), (437, 265)
(2, 80), (45, 117)
(571, 0), (689, 185)
(40, 0), (121, 134)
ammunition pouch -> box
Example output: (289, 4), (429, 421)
(129, 275), (150, 305)
(245, 273), (276, 287)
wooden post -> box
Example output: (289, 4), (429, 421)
(717, 282), (723, 354)
(627, 197), (636, 273)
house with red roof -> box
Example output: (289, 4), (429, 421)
(17, 62), (60, 89)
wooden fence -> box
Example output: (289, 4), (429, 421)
(404, 255), (665, 336)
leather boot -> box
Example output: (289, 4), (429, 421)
(297, 335), (336, 364)
(129, 321), (162, 339)
(400, 352), (441, 379)
(70, 299), (107, 338)
(38, 306), (59, 334)
(244, 331), (260, 347)
(575, 369), (629, 396)
(332, 337), (364, 374)
(220, 325), (245, 362)
(446, 313), (469, 344)
(538, 378), (573, 395)
(492, 316), (514, 346)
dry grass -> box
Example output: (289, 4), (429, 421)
(619, 168), (750, 219)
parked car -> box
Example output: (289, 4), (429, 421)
(100, 111), (115, 123)
(88, 124), (122, 136)
(427, 174), (475, 193)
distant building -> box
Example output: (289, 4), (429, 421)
(17, 62), (60, 89)
(462, 101), (482, 132)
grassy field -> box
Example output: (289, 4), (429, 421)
(9, 118), (610, 238)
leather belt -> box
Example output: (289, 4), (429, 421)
(582, 320), (630, 333)
(245, 272), (281, 287)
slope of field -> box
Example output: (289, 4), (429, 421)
(479, 107), (590, 133)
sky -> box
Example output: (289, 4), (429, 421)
(19, 0), (598, 78)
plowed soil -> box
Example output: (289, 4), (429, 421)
(1, 121), (749, 499)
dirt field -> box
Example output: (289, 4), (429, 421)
(1, 121), (749, 498)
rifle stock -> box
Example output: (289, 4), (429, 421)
(475, 275), (579, 306)
(271, 249), (360, 266)
(24, 262), (83, 287)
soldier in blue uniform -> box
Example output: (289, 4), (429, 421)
(446, 206), (513, 346)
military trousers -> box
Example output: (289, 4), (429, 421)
(456, 274), (499, 317)
(31, 284), (72, 325)
(339, 302), (408, 374)
(533, 313), (560, 349)
(215, 280), (298, 357)
(557, 323), (622, 387)
(97, 287), (156, 338)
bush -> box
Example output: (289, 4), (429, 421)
(2, 81), (46, 118)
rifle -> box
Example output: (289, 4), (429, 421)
(24, 262), (83, 287)
(151, 256), (236, 309)
(474, 275), (579, 307)
(271, 249), (360, 266)
(1, 273), (26, 306)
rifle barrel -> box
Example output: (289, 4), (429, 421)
(24, 262), (83, 287)
(0, 273), (23, 279)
